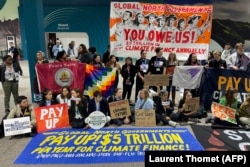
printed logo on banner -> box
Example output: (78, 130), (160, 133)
(54, 68), (73, 87)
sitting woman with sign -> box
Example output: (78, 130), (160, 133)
(135, 88), (154, 110)
(213, 88), (239, 127)
(69, 88), (88, 128)
(175, 90), (201, 123)
(155, 90), (178, 127)
(107, 88), (130, 126)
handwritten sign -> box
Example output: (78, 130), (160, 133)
(3, 117), (31, 136)
(184, 97), (200, 112)
(144, 74), (169, 86)
(211, 102), (237, 124)
(135, 109), (156, 127)
(109, 100), (131, 119)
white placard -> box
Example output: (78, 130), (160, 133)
(3, 117), (31, 136)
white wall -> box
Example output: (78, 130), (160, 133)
(45, 32), (89, 57)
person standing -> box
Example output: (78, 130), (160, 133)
(121, 57), (137, 104)
(52, 40), (63, 59)
(148, 47), (167, 92)
(135, 50), (149, 101)
(0, 55), (23, 113)
(47, 39), (54, 59)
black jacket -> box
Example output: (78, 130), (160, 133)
(88, 98), (109, 116)
(0, 63), (23, 82)
(155, 99), (174, 116)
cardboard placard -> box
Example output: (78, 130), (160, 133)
(135, 109), (156, 127)
(211, 102), (237, 124)
(184, 97), (200, 112)
(109, 100), (131, 119)
(144, 74), (169, 86)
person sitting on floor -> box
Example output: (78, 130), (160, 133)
(87, 90), (111, 127)
(39, 89), (58, 107)
(174, 90), (201, 123)
(238, 93), (250, 130)
(213, 88), (239, 127)
(7, 95), (37, 137)
(107, 88), (130, 126)
(155, 90), (178, 127)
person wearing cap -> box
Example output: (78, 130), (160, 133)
(162, 14), (178, 43)
(145, 13), (157, 31)
(156, 14), (167, 31)
(185, 14), (210, 43)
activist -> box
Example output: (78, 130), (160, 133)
(0, 55), (23, 114)
(137, 86), (158, 100)
(105, 55), (121, 89)
(226, 42), (250, 71)
(39, 89), (58, 107)
(135, 50), (150, 101)
(107, 88), (130, 126)
(33, 51), (49, 100)
(135, 88), (154, 110)
(183, 53), (201, 97)
(90, 53), (104, 67)
(175, 90), (201, 123)
(77, 44), (91, 64)
(87, 90), (111, 127)
(121, 57), (137, 105)
(102, 44), (110, 65)
(56, 86), (71, 108)
(155, 90), (178, 127)
(213, 88), (239, 127)
(148, 47), (167, 93)
(7, 95), (37, 137)
(221, 43), (232, 60)
(208, 50), (227, 69)
(55, 50), (69, 62)
(69, 88), (88, 128)
(238, 93), (250, 130)
(166, 52), (179, 106)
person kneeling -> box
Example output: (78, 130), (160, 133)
(155, 90), (178, 127)
(7, 96), (37, 137)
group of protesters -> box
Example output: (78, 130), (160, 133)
(1, 40), (250, 139)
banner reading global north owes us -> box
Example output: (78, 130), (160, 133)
(110, 2), (213, 60)
(15, 128), (203, 164)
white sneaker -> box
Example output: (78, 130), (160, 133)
(169, 121), (178, 127)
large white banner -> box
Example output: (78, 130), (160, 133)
(110, 2), (213, 60)
(3, 117), (31, 136)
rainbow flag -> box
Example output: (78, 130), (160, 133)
(84, 64), (116, 98)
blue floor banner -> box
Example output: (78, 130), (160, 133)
(15, 127), (204, 164)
